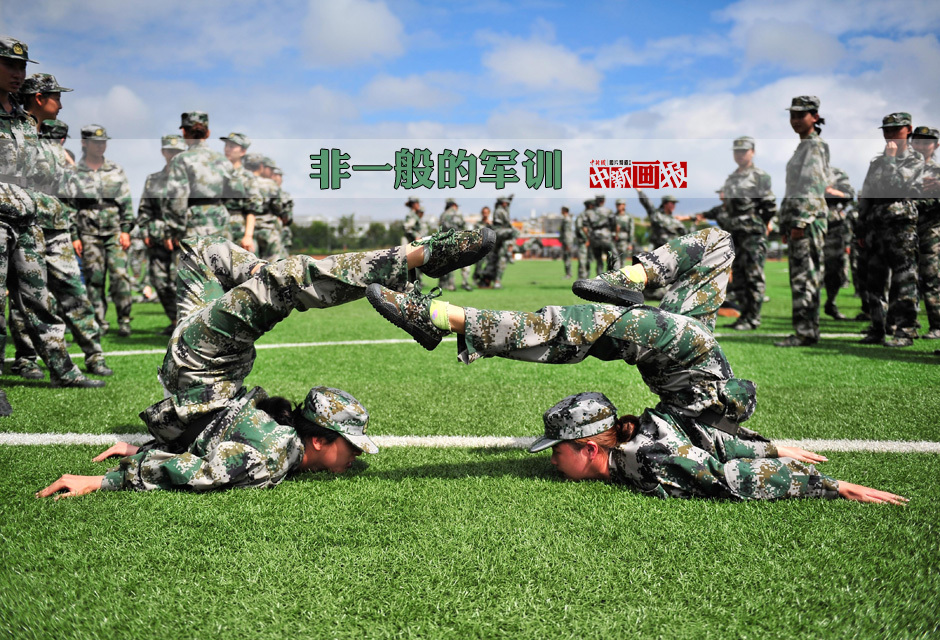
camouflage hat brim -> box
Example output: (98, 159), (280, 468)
(341, 432), (379, 455)
(528, 436), (562, 453)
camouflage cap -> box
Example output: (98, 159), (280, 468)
(271, 166), (283, 176)
(161, 134), (186, 151)
(40, 119), (69, 139)
(301, 386), (377, 454)
(595, 193), (606, 201)
(261, 156), (278, 169)
(20, 73), (72, 95)
(785, 95), (820, 112)
(529, 392), (618, 453)
(405, 197), (420, 206)
(242, 153), (263, 169)
(0, 36), (37, 63)
(583, 198), (595, 206)
(180, 111), (209, 128)
(662, 194), (679, 203)
(615, 198), (626, 205)
(879, 112), (912, 129)
(912, 125), (940, 140)
(732, 136), (755, 151)
(219, 131), (251, 149)
(445, 197), (458, 207)
(81, 124), (110, 140)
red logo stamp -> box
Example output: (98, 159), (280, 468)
(589, 160), (687, 189)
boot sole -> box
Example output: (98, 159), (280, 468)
(366, 284), (442, 351)
(571, 279), (644, 307)
(422, 228), (497, 278)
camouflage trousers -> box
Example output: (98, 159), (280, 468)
(10, 229), (105, 369)
(589, 237), (619, 276)
(127, 237), (149, 292)
(80, 232), (133, 328)
(457, 229), (737, 418)
(479, 239), (509, 285)
(918, 219), (940, 331)
(254, 224), (286, 262)
(148, 243), (178, 324)
(863, 221), (918, 338)
(163, 236), (410, 423)
(823, 221), (851, 303)
(228, 213), (247, 246)
(786, 219), (826, 341)
(561, 243), (573, 277)
(728, 230), (767, 325)
(576, 241), (590, 279)
(0, 224), (83, 382)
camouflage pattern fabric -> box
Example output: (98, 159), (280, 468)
(615, 212), (635, 264)
(608, 408), (839, 500)
(458, 229), (740, 420)
(0, 224), (84, 383)
(252, 175), (285, 260)
(779, 131), (831, 339)
(64, 157), (134, 237)
(0, 100), (41, 227)
(138, 164), (178, 322)
(402, 210), (427, 243)
(857, 146), (924, 337)
(917, 157), (940, 332)
(30, 139), (71, 231)
(163, 236), (410, 424)
(164, 140), (243, 241)
(479, 202), (513, 285)
(79, 232), (133, 327)
(9, 228), (105, 370)
(824, 167), (856, 304)
(280, 223), (293, 255)
(227, 165), (263, 245)
(638, 190), (686, 247)
(437, 205), (469, 289)
(559, 214), (576, 277)
(574, 209), (591, 279)
(127, 227), (148, 294)
(586, 204), (618, 274)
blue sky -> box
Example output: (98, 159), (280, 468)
(5, 0), (940, 221)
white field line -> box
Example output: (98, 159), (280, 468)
(0, 432), (938, 453)
(37, 332), (881, 361)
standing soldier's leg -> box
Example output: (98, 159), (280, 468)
(562, 244), (572, 278)
(9, 302), (44, 378)
(81, 234), (108, 330)
(823, 223), (847, 318)
(787, 221), (825, 343)
(738, 232), (768, 327)
(577, 241), (590, 279)
(105, 234), (134, 336)
(149, 244), (178, 330)
(883, 223), (919, 343)
(460, 265), (472, 291)
(919, 221), (940, 338)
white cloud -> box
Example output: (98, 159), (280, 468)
(717, 0), (940, 36)
(302, 0), (404, 67)
(482, 37), (601, 93)
(740, 20), (845, 71)
(360, 74), (462, 110)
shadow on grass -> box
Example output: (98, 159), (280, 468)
(715, 334), (938, 364)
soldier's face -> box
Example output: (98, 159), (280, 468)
(733, 149), (753, 167)
(789, 110), (816, 136)
(34, 92), (63, 120)
(83, 139), (107, 158)
(0, 57), (26, 93)
(882, 126), (910, 141)
(223, 140), (246, 163)
(911, 138), (938, 159)
(550, 442), (593, 481)
(617, 204), (625, 213)
(663, 201), (676, 214)
(317, 437), (363, 474)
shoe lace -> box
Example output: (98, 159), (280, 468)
(412, 283), (443, 304)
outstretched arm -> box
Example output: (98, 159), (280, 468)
(837, 481), (907, 505)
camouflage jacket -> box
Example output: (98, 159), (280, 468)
(587, 205), (616, 243)
(615, 213), (634, 246)
(720, 165), (776, 234)
(825, 166), (856, 226)
(64, 157), (134, 236)
(0, 102), (41, 226)
(780, 132), (830, 232)
(858, 146), (924, 230)
(403, 210), (428, 242)
(439, 208), (465, 233)
(101, 385), (304, 492)
(916, 157), (940, 227)
(137, 165), (171, 241)
(27, 137), (73, 231)
(279, 189), (294, 226)
(559, 215), (576, 245)
(227, 165), (263, 222)
(164, 140), (246, 238)
(608, 408), (840, 501)
(254, 175), (285, 230)
(638, 190), (686, 246)
(576, 207), (594, 241)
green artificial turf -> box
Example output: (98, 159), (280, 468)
(1, 257), (938, 639)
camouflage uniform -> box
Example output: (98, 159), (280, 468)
(252, 171), (286, 261)
(587, 196), (618, 275)
(101, 236), (410, 491)
(575, 202), (592, 279)
(0, 68), (91, 385)
(437, 200), (470, 290)
(559, 211), (576, 278)
(778, 111), (830, 344)
(403, 199), (428, 286)
(277, 179), (294, 259)
(638, 190), (686, 247)
(823, 167), (856, 315)
(63, 128), (135, 331)
(10, 121), (109, 374)
(917, 154), (940, 335)
(218, 133), (262, 248)
(479, 198), (514, 287)
(717, 144), (777, 327)
(614, 200), (635, 265)
(857, 114), (924, 341)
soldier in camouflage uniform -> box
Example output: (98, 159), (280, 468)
(37, 227), (495, 498)
(638, 190), (687, 247)
(0, 38), (104, 398)
(219, 132), (262, 252)
(558, 206), (575, 279)
(471, 205), (492, 287)
(437, 198), (471, 291)
(857, 113), (924, 347)
(164, 111), (246, 246)
(575, 198), (593, 279)
(138, 134), (187, 334)
(910, 126), (940, 339)
(479, 195), (514, 289)
(586, 193), (618, 275)
(271, 165), (293, 258)
(613, 198), (634, 267)
(402, 197), (428, 286)
(823, 167), (856, 320)
(367, 229), (906, 503)
(244, 154), (286, 261)
(775, 96), (831, 347)
(63, 124), (135, 337)
(10, 78), (112, 378)
(714, 136), (777, 330)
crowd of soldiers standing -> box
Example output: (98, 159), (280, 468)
(0, 35), (294, 416)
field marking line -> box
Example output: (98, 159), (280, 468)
(1, 432), (938, 453)
(29, 332), (894, 361)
